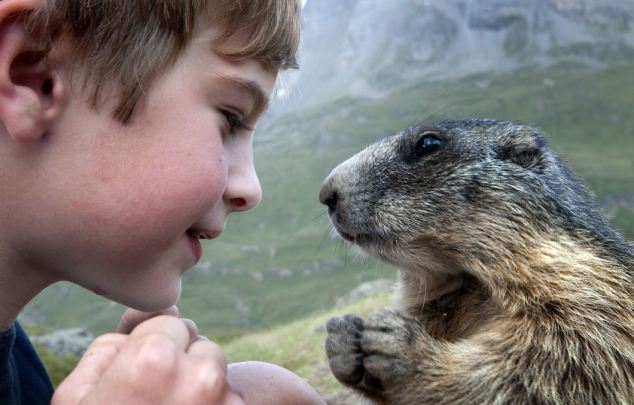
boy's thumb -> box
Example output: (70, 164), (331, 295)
(51, 333), (127, 405)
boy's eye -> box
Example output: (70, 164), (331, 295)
(221, 110), (251, 135)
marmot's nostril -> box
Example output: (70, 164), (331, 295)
(319, 187), (339, 214)
(325, 191), (338, 214)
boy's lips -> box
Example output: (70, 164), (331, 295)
(187, 232), (202, 263)
(186, 229), (222, 263)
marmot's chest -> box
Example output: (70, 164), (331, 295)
(402, 283), (497, 341)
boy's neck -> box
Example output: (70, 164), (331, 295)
(0, 255), (55, 332)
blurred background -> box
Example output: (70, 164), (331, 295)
(22, 0), (634, 402)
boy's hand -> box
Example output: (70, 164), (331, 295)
(52, 315), (245, 405)
(116, 305), (199, 337)
(116, 305), (180, 333)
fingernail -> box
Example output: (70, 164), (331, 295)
(195, 335), (210, 342)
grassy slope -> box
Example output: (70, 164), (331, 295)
(204, 61), (634, 334)
(220, 61), (634, 401)
(23, 62), (634, 340)
(31, 61), (634, 398)
(222, 290), (394, 403)
(33, 289), (393, 400)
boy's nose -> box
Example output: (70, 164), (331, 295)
(225, 155), (262, 213)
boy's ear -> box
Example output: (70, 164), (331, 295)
(0, 0), (64, 144)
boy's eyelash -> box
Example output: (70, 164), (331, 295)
(222, 110), (252, 134)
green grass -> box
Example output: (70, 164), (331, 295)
(222, 290), (394, 401)
(34, 344), (80, 387)
(22, 61), (634, 339)
(33, 288), (393, 398)
(26, 62), (634, 398)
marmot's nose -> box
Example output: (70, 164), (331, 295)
(319, 177), (339, 215)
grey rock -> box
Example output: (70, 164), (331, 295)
(294, 0), (634, 110)
(31, 328), (94, 358)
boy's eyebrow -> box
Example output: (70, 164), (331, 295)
(216, 76), (271, 117)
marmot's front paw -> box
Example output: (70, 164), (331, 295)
(326, 311), (421, 396)
(325, 315), (368, 388)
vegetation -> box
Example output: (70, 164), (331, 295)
(34, 344), (79, 387)
(27, 63), (634, 388)
(219, 291), (393, 402)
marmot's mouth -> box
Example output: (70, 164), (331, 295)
(335, 227), (376, 245)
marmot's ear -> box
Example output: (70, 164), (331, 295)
(496, 127), (547, 173)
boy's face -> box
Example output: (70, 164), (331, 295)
(9, 30), (276, 311)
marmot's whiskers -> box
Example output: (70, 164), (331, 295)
(321, 119), (633, 404)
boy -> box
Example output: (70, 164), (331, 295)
(0, 0), (324, 403)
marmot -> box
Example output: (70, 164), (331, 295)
(320, 119), (633, 404)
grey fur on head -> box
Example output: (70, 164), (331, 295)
(321, 119), (633, 405)
(321, 119), (632, 274)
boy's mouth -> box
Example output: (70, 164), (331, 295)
(186, 231), (203, 263)
(186, 229), (222, 263)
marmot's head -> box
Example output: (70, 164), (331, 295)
(319, 119), (609, 274)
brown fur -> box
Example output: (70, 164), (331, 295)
(321, 120), (634, 404)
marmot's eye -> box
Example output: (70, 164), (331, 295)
(415, 133), (443, 155)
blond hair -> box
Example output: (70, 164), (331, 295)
(25, 0), (301, 122)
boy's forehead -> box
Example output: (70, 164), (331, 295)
(191, 29), (277, 92)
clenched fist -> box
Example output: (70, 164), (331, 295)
(53, 309), (243, 405)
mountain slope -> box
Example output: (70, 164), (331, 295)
(294, 0), (634, 110)
(22, 61), (634, 336)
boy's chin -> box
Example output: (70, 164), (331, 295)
(115, 283), (182, 313)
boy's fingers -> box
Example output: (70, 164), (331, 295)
(181, 318), (199, 344)
(52, 333), (127, 404)
(117, 305), (179, 334)
(182, 340), (242, 403)
(128, 315), (193, 351)
(187, 339), (227, 370)
(55, 323), (243, 405)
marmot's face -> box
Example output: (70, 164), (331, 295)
(320, 119), (576, 273)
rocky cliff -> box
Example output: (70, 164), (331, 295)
(294, 0), (634, 106)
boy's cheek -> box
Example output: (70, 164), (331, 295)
(20, 179), (211, 275)
(85, 162), (225, 230)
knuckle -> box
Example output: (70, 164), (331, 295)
(202, 339), (226, 359)
(131, 334), (178, 380)
(89, 332), (123, 347)
(184, 362), (227, 401)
